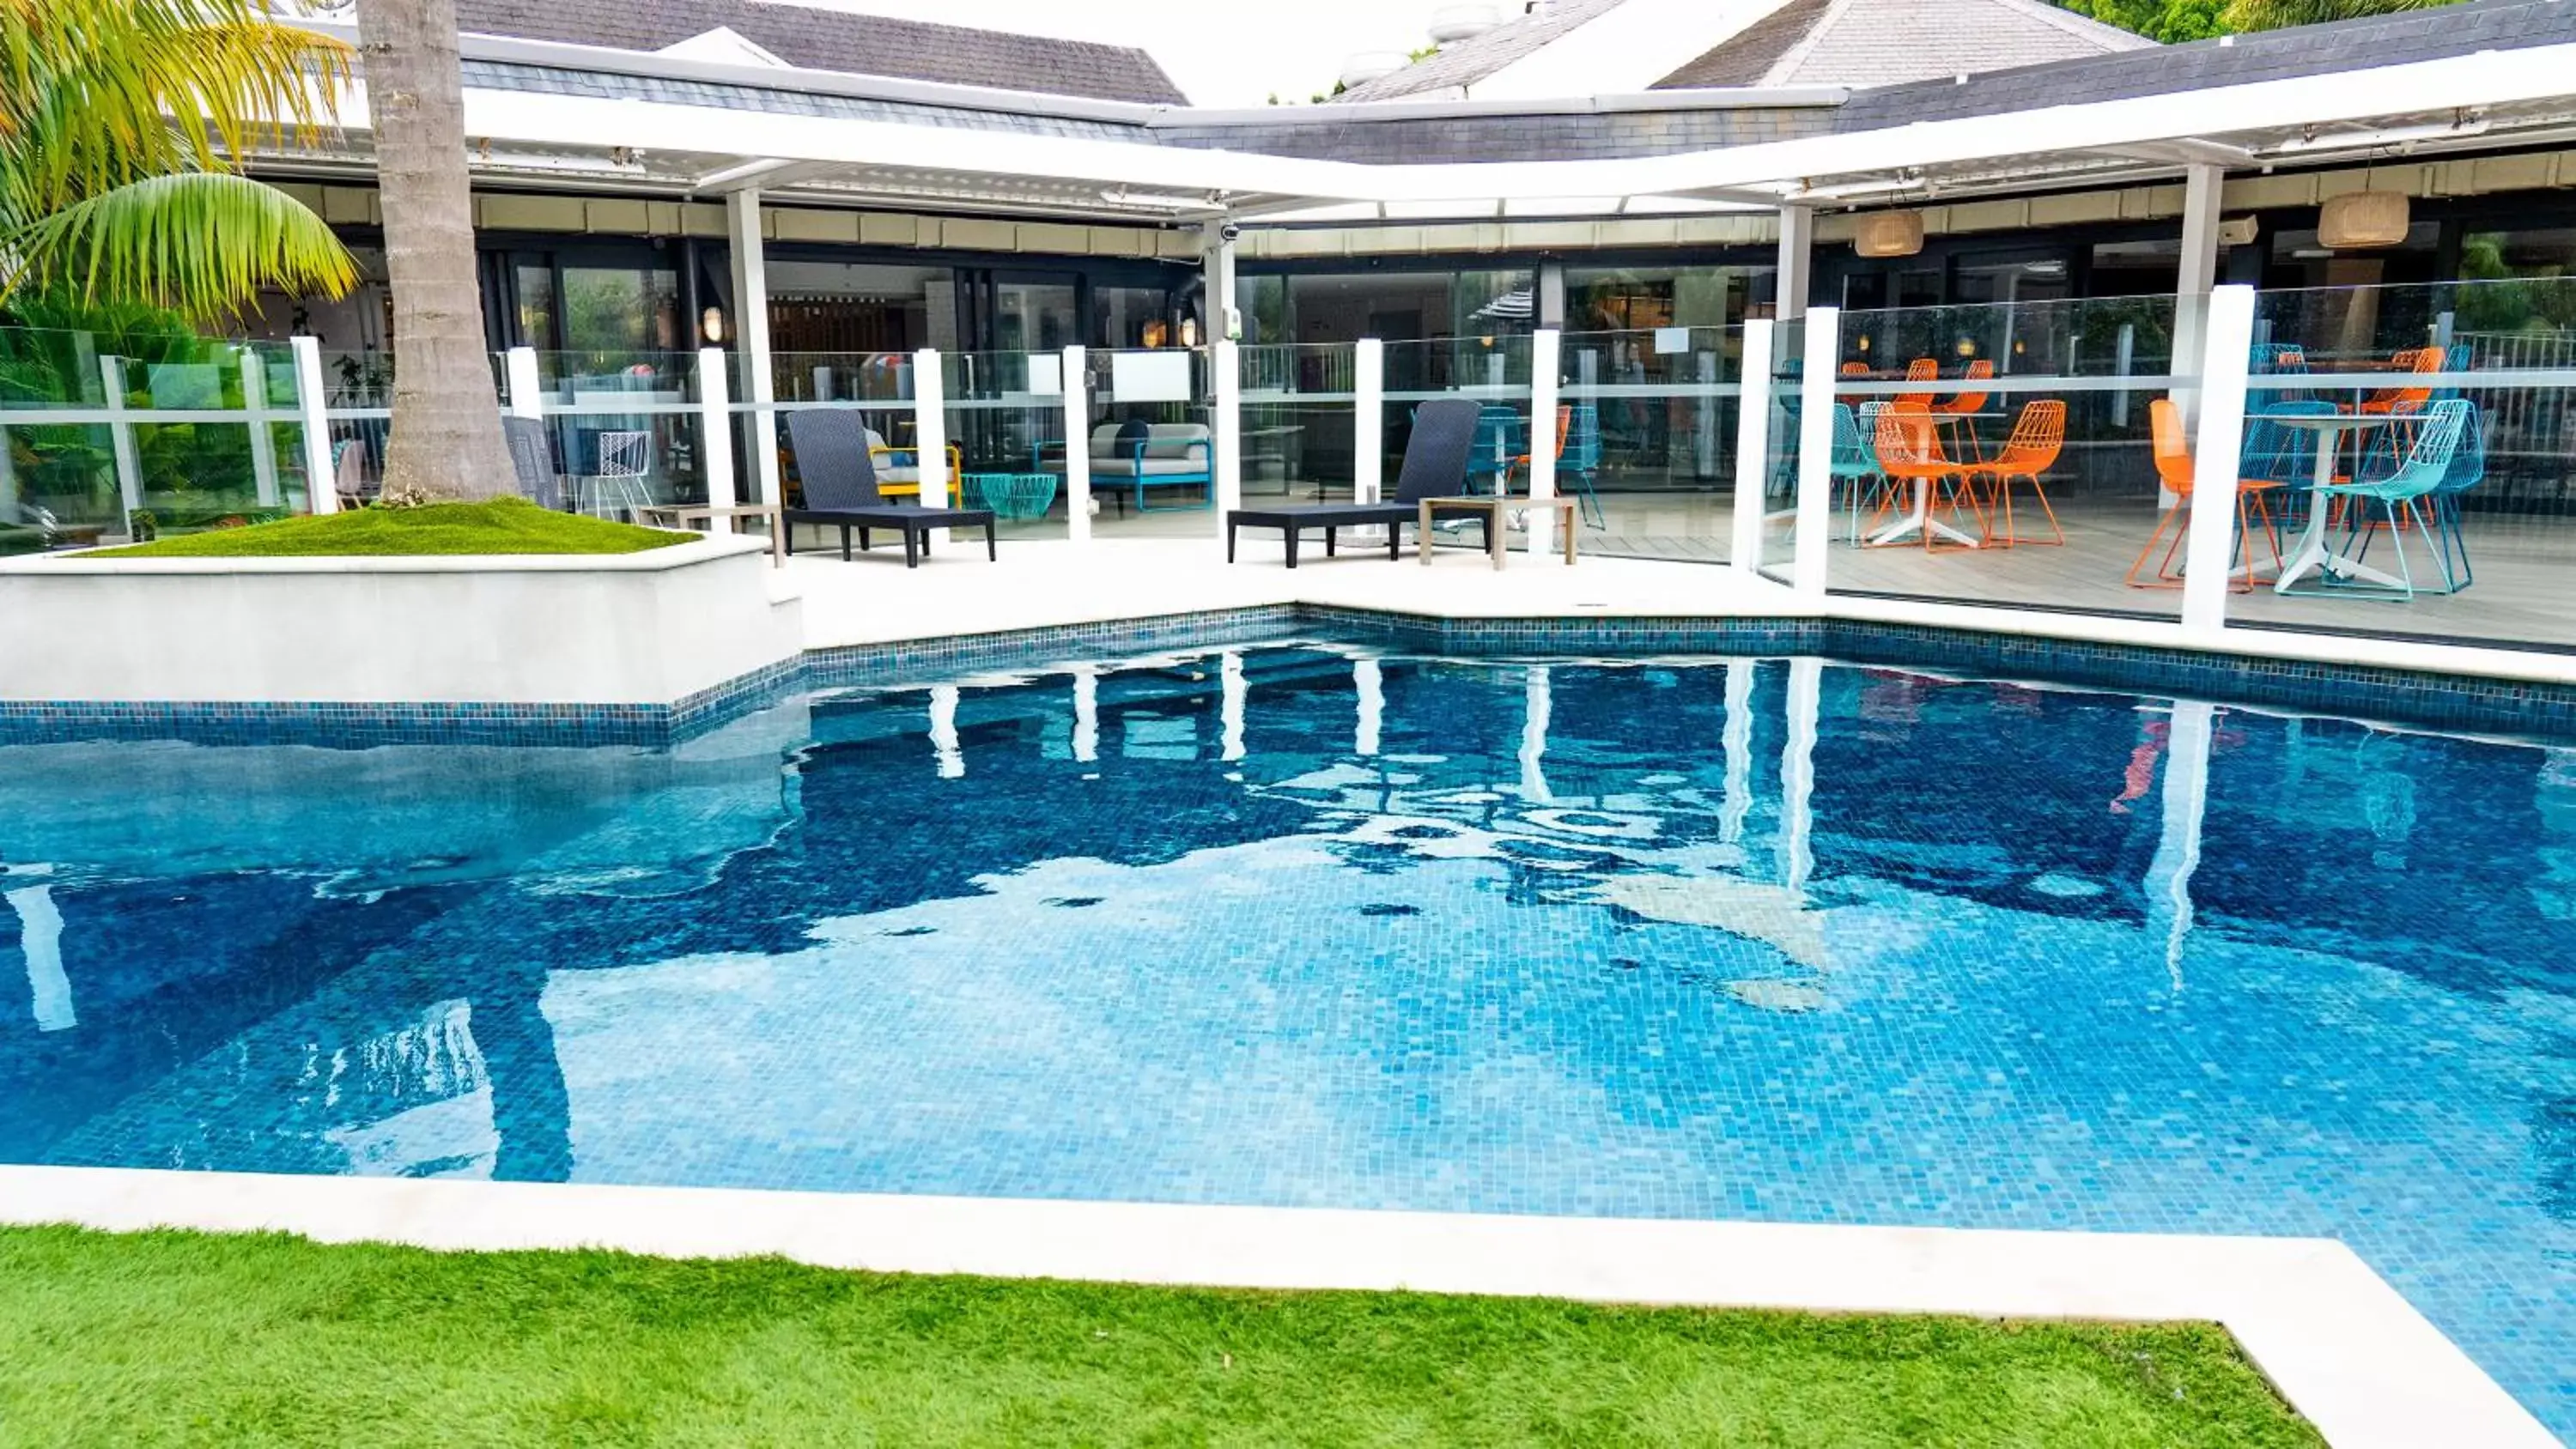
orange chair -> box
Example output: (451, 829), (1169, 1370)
(2126, 397), (2282, 590)
(1839, 361), (1873, 378)
(1931, 358), (1997, 464)
(2360, 348), (2441, 415)
(1871, 403), (1983, 551)
(1978, 400), (2065, 547)
(1508, 403), (1570, 489)
(1933, 360), (1994, 416)
(1895, 358), (1939, 408)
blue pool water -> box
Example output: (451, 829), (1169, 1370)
(2, 645), (2571, 1432)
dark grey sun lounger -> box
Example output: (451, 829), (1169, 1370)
(784, 409), (998, 568)
(1226, 395), (1488, 568)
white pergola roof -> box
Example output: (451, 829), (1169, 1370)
(272, 19), (2576, 227)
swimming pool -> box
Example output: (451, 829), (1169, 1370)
(3, 643), (2570, 1433)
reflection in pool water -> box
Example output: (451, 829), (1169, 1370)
(1, 646), (2571, 1432)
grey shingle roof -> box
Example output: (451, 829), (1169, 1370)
(450, 0), (1188, 104)
(1832, 0), (2574, 130)
(1656, 0), (1836, 88)
(1657, 0), (2148, 91)
(462, 60), (1156, 140)
(1332, 0), (1632, 103)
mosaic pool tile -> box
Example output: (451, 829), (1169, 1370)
(2, 645), (2571, 1434)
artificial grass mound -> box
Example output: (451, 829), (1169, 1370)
(0, 1226), (2321, 1448)
(82, 497), (685, 558)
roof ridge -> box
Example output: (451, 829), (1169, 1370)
(1756, 0), (1862, 86)
(1976, 0), (2156, 50)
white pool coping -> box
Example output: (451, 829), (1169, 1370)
(0, 1165), (2555, 1447)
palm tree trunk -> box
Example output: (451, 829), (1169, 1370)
(356, 0), (509, 504)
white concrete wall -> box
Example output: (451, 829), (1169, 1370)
(0, 536), (800, 706)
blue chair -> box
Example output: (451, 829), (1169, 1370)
(1831, 402), (1890, 543)
(2250, 343), (2314, 408)
(2291, 398), (2470, 602)
(2426, 399), (2486, 592)
(2239, 400), (2336, 537)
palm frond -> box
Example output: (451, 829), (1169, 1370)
(6, 171), (355, 322)
(0, 0), (348, 214)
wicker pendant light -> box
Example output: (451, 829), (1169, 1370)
(1854, 210), (1926, 259)
(2318, 168), (2410, 251)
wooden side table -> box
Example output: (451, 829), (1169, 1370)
(636, 503), (787, 567)
(1417, 495), (1580, 569)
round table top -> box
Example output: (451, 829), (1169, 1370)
(2267, 412), (2402, 433)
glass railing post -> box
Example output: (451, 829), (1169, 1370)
(2179, 285), (2257, 639)
(1791, 308), (1841, 598)
(696, 347), (737, 510)
(290, 336), (336, 514)
(911, 348), (948, 510)
(1061, 344), (1091, 548)
(1354, 338), (1383, 504)
(1528, 329), (1560, 561)
(1213, 338), (1242, 548)
(97, 356), (143, 533)
(239, 348), (282, 509)
(912, 348), (949, 548)
(1729, 319), (1777, 576)
(504, 347), (543, 421)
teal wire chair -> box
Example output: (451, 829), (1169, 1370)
(2426, 399), (2486, 592)
(2288, 398), (2470, 602)
(1466, 406), (1522, 495)
(1831, 402), (1891, 543)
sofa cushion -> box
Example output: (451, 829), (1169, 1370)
(1094, 458), (1212, 479)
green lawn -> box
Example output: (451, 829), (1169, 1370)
(84, 498), (684, 558)
(0, 1226), (2319, 1448)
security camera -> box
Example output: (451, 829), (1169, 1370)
(1219, 221), (1242, 243)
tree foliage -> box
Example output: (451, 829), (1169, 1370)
(0, 0), (356, 323)
(2056, 0), (2457, 39)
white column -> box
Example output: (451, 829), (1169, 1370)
(1354, 657), (1382, 757)
(1201, 223), (1240, 341)
(2144, 700), (2215, 993)
(2179, 284), (2257, 639)
(2170, 164), (2226, 434)
(1353, 338), (1384, 503)
(1718, 659), (1755, 845)
(1061, 344), (1091, 545)
(1790, 307), (1839, 598)
(1728, 318), (1776, 576)
(240, 348), (280, 507)
(1779, 657), (1820, 893)
(1519, 664), (1553, 804)
(1220, 651), (1247, 763)
(1212, 337), (1242, 546)
(505, 346), (543, 421)
(1536, 262), (1566, 330)
(290, 335), (336, 514)
(1527, 326), (1560, 561)
(98, 356), (143, 527)
(696, 347), (737, 510)
(1774, 204), (1814, 322)
(928, 685), (964, 779)
(727, 190), (781, 506)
